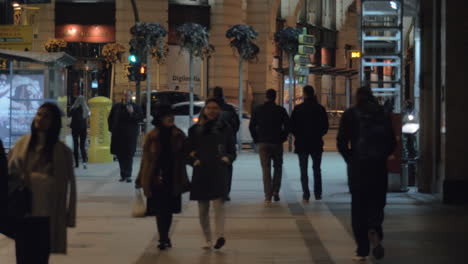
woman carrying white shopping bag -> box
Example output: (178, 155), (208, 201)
(135, 105), (190, 250)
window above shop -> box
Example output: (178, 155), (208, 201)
(55, 2), (116, 25)
(168, 4), (211, 44)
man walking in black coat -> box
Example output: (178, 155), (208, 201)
(213, 87), (240, 201)
(337, 87), (396, 262)
(108, 91), (144, 183)
(291, 85), (329, 202)
(249, 89), (290, 203)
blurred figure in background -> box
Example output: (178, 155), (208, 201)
(108, 91), (143, 183)
(291, 85), (329, 202)
(249, 89), (290, 203)
(212, 86), (239, 201)
(68, 95), (90, 169)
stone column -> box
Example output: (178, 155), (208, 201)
(30, 1), (55, 52)
(418, 0), (438, 193)
(247, 0), (276, 109)
(442, 0), (468, 204)
(208, 0), (243, 107)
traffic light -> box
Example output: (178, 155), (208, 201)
(128, 44), (145, 81)
(128, 45), (140, 64)
(138, 64), (147, 81)
(127, 64), (139, 82)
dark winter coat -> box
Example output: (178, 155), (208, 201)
(291, 99), (329, 153)
(187, 120), (236, 201)
(68, 106), (87, 135)
(136, 126), (190, 198)
(0, 140), (7, 235)
(249, 101), (291, 144)
(218, 99), (240, 133)
(108, 102), (144, 156)
(337, 102), (396, 191)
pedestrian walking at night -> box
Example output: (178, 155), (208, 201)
(337, 87), (396, 262)
(8, 103), (77, 262)
(249, 89), (290, 203)
(108, 90), (144, 183)
(291, 85), (329, 202)
(68, 95), (90, 169)
(187, 98), (236, 250)
(212, 86), (240, 201)
(136, 105), (190, 250)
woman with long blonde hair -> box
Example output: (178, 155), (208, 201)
(68, 96), (90, 169)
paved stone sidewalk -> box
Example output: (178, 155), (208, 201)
(1, 152), (467, 264)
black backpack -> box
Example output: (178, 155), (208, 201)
(354, 108), (393, 160)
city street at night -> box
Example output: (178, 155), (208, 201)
(2, 0), (468, 263)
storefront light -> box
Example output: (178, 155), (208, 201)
(12, 2), (20, 7)
(390, 1), (398, 10)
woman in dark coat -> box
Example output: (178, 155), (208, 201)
(187, 98), (236, 250)
(68, 95), (90, 169)
(136, 105), (190, 250)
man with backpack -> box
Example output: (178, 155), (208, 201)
(213, 86), (240, 201)
(337, 87), (396, 262)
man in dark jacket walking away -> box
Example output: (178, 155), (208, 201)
(108, 90), (144, 183)
(249, 89), (290, 203)
(213, 86), (240, 201)
(291, 85), (329, 202)
(337, 87), (396, 262)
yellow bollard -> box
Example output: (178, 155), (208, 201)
(88, 96), (113, 163)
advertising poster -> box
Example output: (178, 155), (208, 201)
(0, 71), (44, 147)
(167, 45), (202, 95)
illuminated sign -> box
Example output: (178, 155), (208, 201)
(350, 50), (362, 58)
(298, 45), (315, 55)
(294, 55), (311, 65)
(55, 25), (115, 43)
(299, 34), (317, 45)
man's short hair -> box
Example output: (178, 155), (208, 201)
(303, 85), (315, 98)
(266, 89), (277, 101)
(213, 86), (224, 98)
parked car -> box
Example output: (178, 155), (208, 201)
(172, 101), (254, 144)
(141, 91), (202, 114)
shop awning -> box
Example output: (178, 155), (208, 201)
(0, 49), (76, 67)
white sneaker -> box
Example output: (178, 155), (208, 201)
(83, 163), (87, 169)
(201, 241), (212, 249)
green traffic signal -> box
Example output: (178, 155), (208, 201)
(128, 54), (137, 63)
